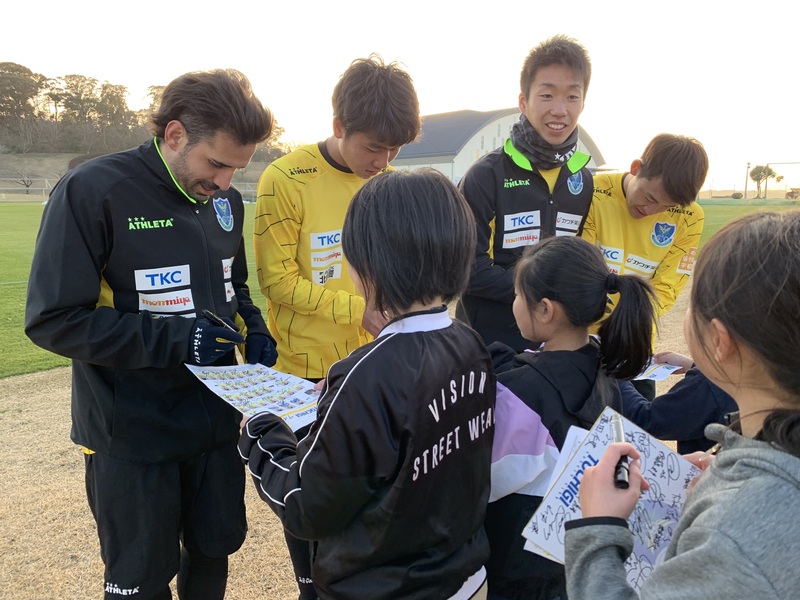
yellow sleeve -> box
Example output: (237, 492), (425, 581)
(650, 205), (704, 316)
(253, 167), (366, 326)
(580, 199), (598, 245)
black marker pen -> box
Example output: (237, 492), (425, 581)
(610, 412), (630, 489)
(201, 309), (238, 333)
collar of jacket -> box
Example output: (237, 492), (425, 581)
(503, 138), (590, 174)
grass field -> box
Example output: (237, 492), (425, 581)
(1, 199), (797, 379)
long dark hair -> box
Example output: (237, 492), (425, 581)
(515, 236), (656, 379)
(691, 210), (800, 455)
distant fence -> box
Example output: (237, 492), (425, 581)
(698, 198), (800, 207)
(0, 178), (259, 202)
(0, 178), (53, 196)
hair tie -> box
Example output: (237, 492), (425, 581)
(606, 272), (621, 293)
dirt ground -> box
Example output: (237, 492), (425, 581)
(0, 288), (691, 600)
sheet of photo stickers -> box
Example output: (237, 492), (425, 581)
(185, 364), (318, 431)
(522, 407), (702, 595)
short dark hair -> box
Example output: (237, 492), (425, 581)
(332, 55), (420, 146)
(342, 169), (475, 316)
(691, 210), (800, 453)
(638, 134), (709, 206)
(149, 69), (273, 146)
(520, 34), (592, 98)
(515, 236), (655, 380)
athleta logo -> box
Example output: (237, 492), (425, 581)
(503, 178), (530, 188)
(289, 166), (318, 176)
(128, 216), (174, 230)
(105, 582), (140, 595)
(213, 197), (234, 232)
(651, 222), (676, 247)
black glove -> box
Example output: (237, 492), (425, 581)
(245, 333), (278, 367)
(189, 317), (244, 365)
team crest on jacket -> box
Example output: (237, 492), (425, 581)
(567, 172), (584, 195)
(212, 197), (234, 232)
(651, 222), (676, 247)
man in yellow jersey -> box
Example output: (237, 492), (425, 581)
(252, 55), (420, 600)
(456, 35), (594, 352)
(254, 55), (420, 384)
(582, 133), (709, 399)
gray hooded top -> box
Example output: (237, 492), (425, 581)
(564, 422), (800, 599)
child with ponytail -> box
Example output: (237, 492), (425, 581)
(564, 210), (800, 600)
(485, 235), (656, 600)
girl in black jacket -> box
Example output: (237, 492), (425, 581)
(486, 236), (656, 600)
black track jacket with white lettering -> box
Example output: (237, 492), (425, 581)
(239, 311), (496, 600)
(25, 139), (269, 463)
(456, 139), (593, 351)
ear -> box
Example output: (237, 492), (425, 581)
(333, 116), (345, 140)
(629, 159), (643, 176)
(710, 318), (737, 364)
(518, 92), (528, 114)
(163, 120), (188, 153)
(537, 298), (556, 324)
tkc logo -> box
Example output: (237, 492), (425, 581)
(145, 271), (182, 286)
(311, 229), (343, 250)
(599, 245), (623, 263)
(316, 233), (340, 245)
(504, 211), (540, 232)
(511, 215), (535, 227)
(135, 264), (191, 291)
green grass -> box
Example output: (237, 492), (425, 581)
(0, 202), (267, 379)
(2, 201), (798, 379)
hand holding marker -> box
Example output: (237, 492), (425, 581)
(202, 309), (239, 334)
(610, 412), (630, 489)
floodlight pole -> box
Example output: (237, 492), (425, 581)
(744, 162), (749, 201)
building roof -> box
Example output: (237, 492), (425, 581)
(397, 107), (605, 166)
(397, 108), (519, 159)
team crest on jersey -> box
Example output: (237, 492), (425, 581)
(651, 222), (676, 247)
(212, 197), (234, 232)
(567, 172), (584, 195)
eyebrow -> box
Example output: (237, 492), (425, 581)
(210, 158), (236, 169)
(536, 82), (583, 91)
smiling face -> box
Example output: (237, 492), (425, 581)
(519, 64), (585, 146)
(624, 165), (680, 219)
(164, 122), (255, 202)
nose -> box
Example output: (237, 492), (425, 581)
(213, 169), (236, 191)
(551, 99), (567, 116)
(373, 151), (391, 170)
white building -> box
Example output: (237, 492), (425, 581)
(392, 107), (605, 183)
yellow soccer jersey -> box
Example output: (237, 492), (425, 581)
(582, 172), (704, 317)
(254, 143), (373, 379)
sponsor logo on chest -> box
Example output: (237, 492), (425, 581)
(310, 229), (344, 283)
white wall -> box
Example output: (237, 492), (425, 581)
(394, 112), (603, 184)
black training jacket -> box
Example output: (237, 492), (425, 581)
(25, 139), (269, 463)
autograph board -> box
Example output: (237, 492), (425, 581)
(522, 407), (702, 593)
(186, 363), (318, 431)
